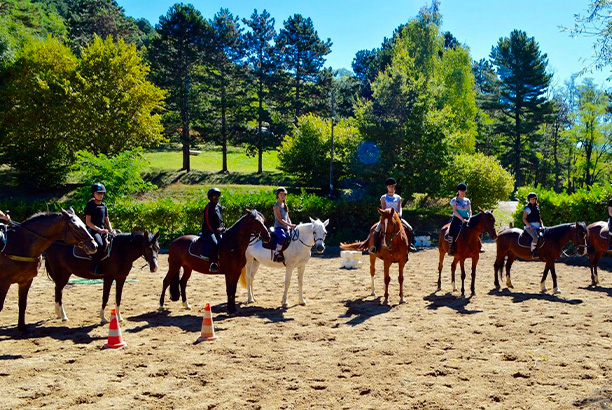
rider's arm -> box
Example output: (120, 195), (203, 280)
(380, 197), (386, 209)
(467, 201), (472, 218)
(522, 210), (530, 228)
(608, 206), (612, 218)
(451, 202), (465, 223)
(85, 215), (100, 233)
(104, 216), (114, 234)
(398, 198), (403, 218)
(0, 210), (9, 222)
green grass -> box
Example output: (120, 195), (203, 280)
(144, 145), (280, 173)
(137, 183), (276, 202)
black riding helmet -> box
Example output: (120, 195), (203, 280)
(527, 192), (538, 200)
(456, 182), (467, 191)
(276, 187), (287, 195)
(207, 187), (221, 199)
(91, 182), (106, 193)
(386, 177), (397, 186)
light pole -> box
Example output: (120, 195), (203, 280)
(329, 89), (335, 198)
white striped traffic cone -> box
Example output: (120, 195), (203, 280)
(103, 308), (127, 349)
(196, 303), (218, 342)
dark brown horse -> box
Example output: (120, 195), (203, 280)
(494, 222), (588, 294)
(45, 231), (160, 324)
(586, 221), (611, 286)
(159, 210), (270, 315)
(0, 209), (96, 332)
(437, 210), (497, 297)
(341, 208), (409, 305)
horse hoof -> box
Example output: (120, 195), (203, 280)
(100, 317), (108, 325)
(298, 300), (307, 306)
(370, 291), (376, 297)
(183, 303), (192, 310)
(157, 306), (165, 313)
(554, 288), (562, 294)
(281, 302), (289, 309)
(399, 298), (406, 304)
(62, 317), (68, 322)
(382, 299), (389, 305)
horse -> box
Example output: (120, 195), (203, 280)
(241, 218), (329, 308)
(493, 222), (588, 294)
(44, 231), (160, 324)
(159, 209), (270, 315)
(341, 208), (409, 305)
(0, 208), (97, 332)
(437, 210), (497, 297)
(586, 221), (611, 286)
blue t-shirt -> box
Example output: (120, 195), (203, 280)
(450, 197), (470, 218)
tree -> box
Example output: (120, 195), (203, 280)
(566, 1), (612, 76)
(147, 3), (210, 172)
(242, 9), (277, 174)
(77, 35), (166, 155)
(565, 79), (612, 188)
(275, 14), (332, 122)
(490, 29), (552, 190)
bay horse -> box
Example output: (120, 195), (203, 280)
(341, 208), (409, 305)
(493, 222), (588, 294)
(586, 221), (610, 286)
(241, 218), (329, 308)
(0, 208), (96, 332)
(44, 231), (160, 324)
(159, 209), (270, 315)
(437, 210), (497, 297)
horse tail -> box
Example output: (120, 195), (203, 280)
(44, 256), (53, 280)
(169, 273), (181, 302)
(239, 266), (247, 289)
(340, 240), (368, 252)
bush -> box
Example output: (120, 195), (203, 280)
(512, 184), (612, 227)
(444, 152), (514, 209)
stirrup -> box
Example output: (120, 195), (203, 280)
(369, 246), (377, 253)
(273, 252), (284, 262)
(209, 262), (219, 273)
(91, 264), (103, 276)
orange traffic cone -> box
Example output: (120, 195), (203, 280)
(103, 308), (127, 349)
(196, 303), (218, 342)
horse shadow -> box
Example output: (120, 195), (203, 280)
(579, 285), (612, 298)
(423, 292), (483, 314)
(487, 288), (583, 304)
(339, 297), (393, 326)
(227, 304), (293, 324)
(0, 321), (102, 343)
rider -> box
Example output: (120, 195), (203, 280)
(273, 187), (296, 262)
(370, 177), (417, 253)
(447, 182), (472, 256)
(0, 210), (10, 223)
(0, 210), (10, 246)
(608, 199), (612, 251)
(522, 192), (544, 258)
(201, 187), (225, 273)
(84, 183), (115, 275)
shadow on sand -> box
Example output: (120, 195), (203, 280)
(339, 297), (392, 326)
(487, 287), (583, 304)
(423, 292), (483, 314)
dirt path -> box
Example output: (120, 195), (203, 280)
(1, 244), (611, 409)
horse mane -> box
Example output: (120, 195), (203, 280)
(21, 211), (60, 224)
(542, 223), (573, 237)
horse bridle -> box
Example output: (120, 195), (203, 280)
(380, 217), (401, 248)
(295, 225), (326, 248)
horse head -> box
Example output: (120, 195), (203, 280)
(61, 207), (97, 254)
(378, 208), (401, 250)
(142, 231), (160, 273)
(572, 221), (588, 256)
(481, 210), (497, 240)
(246, 209), (271, 244)
(309, 217), (329, 254)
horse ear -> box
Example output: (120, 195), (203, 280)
(153, 231), (160, 241)
(479, 208), (484, 213)
(61, 208), (73, 217)
(323, 219), (329, 227)
(310, 217), (315, 224)
(245, 208), (251, 214)
(378, 208), (384, 215)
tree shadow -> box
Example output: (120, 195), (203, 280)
(487, 287), (583, 304)
(423, 292), (483, 314)
(579, 285), (612, 298)
(0, 321), (102, 343)
(339, 297), (392, 326)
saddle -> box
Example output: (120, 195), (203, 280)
(188, 237), (213, 260)
(73, 235), (112, 260)
(517, 229), (544, 249)
(599, 226), (610, 240)
(0, 224), (5, 250)
(261, 228), (293, 252)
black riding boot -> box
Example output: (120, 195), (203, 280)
(608, 233), (612, 251)
(408, 229), (417, 252)
(531, 238), (539, 259)
(370, 231), (381, 253)
(209, 246), (219, 273)
(447, 237), (455, 256)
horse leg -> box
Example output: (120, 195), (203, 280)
(493, 254), (505, 290)
(450, 258), (458, 292)
(180, 268), (192, 310)
(114, 278), (126, 322)
(17, 279), (34, 333)
(383, 259), (392, 305)
(540, 264), (550, 293)
(225, 271), (239, 315)
(159, 257), (181, 311)
(297, 265), (307, 306)
(398, 259), (406, 304)
(0, 282), (9, 312)
(505, 254), (516, 289)
(550, 264), (561, 294)
(100, 276), (113, 324)
(437, 249), (445, 291)
(459, 259), (467, 298)
(245, 258), (259, 304)
(470, 255), (479, 296)
(281, 266), (294, 308)
(369, 253), (376, 296)
(590, 251), (601, 286)
(54, 276), (70, 321)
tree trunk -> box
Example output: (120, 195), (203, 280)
(221, 83), (228, 173)
(181, 75), (191, 172)
(514, 109), (522, 190)
(257, 80), (263, 175)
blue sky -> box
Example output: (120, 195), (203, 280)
(117, 0), (609, 88)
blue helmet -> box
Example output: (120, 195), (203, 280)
(456, 182), (467, 191)
(385, 177), (397, 186)
(207, 187), (221, 199)
(91, 182), (106, 193)
(527, 192), (537, 200)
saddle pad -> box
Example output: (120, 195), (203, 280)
(517, 230), (545, 249)
(599, 226), (610, 240)
(73, 240), (112, 261)
(188, 239), (210, 261)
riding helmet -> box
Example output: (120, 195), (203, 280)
(527, 192), (538, 200)
(207, 187), (221, 199)
(456, 182), (467, 191)
(276, 187), (287, 195)
(91, 182), (106, 193)
(385, 177), (397, 186)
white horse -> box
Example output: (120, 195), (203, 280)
(242, 218), (329, 308)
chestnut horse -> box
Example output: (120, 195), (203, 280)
(341, 208), (409, 305)
(0, 209), (97, 332)
(45, 231), (160, 324)
(586, 221), (611, 286)
(437, 210), (497, 297)
(493, 222), (588, 294)
(159, 210), (270, 315)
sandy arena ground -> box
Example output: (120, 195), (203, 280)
(1, 242), (611, 410)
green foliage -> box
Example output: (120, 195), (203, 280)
(72, 148), (156, 203)
(512, 184), (612, 227)
(278, 114), (360, 188)
(444, 153), (514, 210)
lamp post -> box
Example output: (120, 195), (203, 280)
(329, 89), (335, 198)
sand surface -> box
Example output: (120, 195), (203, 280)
(1, 243), (611, 409)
